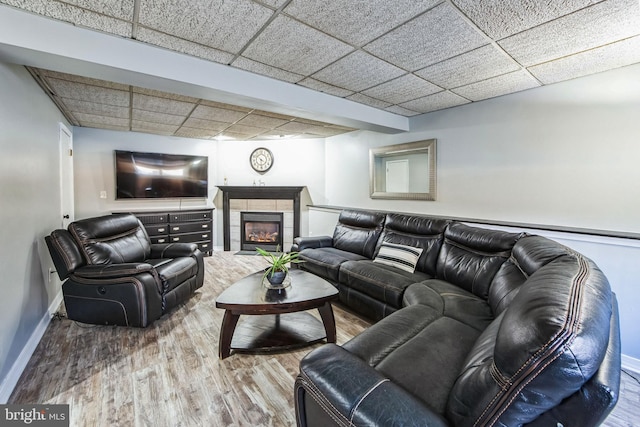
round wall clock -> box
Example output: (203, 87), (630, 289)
(250, 147), (274, 173)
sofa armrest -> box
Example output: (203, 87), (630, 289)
(150, 243), (199, 259)
(295, 344), (448, 427)
(72, 263), (155, 279)
(292, 236), (333, 252)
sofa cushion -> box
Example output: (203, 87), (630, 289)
(332, 210), (386, 259)
(376, 213), (449, 276)
(446, 253), (613, 426)
(436, 222), (523, 299)
(154, 257), (198, 293)
(299, 247), (368, 282)
(373, 242), (423, 273)
(69, 213), (151, 265)
(339, 260), (431, 309)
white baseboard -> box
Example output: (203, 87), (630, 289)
(622, 354), (640, 375)
(0, 291), (63, 403)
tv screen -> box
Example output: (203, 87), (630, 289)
(115, 150), (208, 199)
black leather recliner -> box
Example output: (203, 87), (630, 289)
(46, 213), (204, 327)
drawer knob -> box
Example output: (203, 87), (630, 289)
(158, 239), (166, 243)
(158, 228), (165, 232)
(172, 227), (180, 231)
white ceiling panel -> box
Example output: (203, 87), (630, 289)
(63, 99), (129, 118)
(311, 50), (405, 92)
(283, 0), (441, 46)
(136, 28), (235, 64)
(181, 117), (230, 131)
(399, 91), (470, 113)
(364, 2), (487, 71)
(132, 94), (195, 115)
(73, 113), (129, 127)
(452, 70), (540, 102)
(0, 0), (133, 36)
(451, 0), (600, 40)
(49, 80), (129, 106)
(529, 35), (640, 84)
(296, 78), (355, 97)
(346, 93), (393, 109)
(137, 0), (273, 53)
(190, 105), (249, 123)
(241, 15), (354, 75)
(416, 44), (521, 89)
(232, 56), (304, 83)
(235, 114), (290, 129)
(174, 127), (218, 139)
(132, 109), (186, 126)
(224, 123), (264, 136)
(362, 74), (441, 105)
(499, 0), (640, 67)
(385, 105), (421, 117)
(131, 120), (179, 135)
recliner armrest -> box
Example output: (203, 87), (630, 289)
(150, 243), (199, 259)
(295, 344), (448, 427)
(72, 263), (155, 279)
(292, 236), (333, 252)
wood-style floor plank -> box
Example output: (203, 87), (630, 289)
(8, 252), (639, 426)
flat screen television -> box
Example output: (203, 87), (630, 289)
(115, 150), (208, 199)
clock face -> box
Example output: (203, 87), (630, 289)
(250, 148), (273, 173)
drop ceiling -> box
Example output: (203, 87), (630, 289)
(1, 0), (640, 140)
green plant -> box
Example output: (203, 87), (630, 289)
(256, 246), (303, 279)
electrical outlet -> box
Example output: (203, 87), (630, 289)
(99, 190), (107, 199)
(48, 267), (53, 283)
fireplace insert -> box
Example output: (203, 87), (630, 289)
(240, 212), (284, 252)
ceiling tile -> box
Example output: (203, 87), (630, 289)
(232, 56), (304, 83)
(451, 0), (600, 40)
(131, 120), (179, 135)
(54, 0), (134, 21)
(132, 94), (195, 115)
(361, 74), (441, 105)
(137, 0), (273, 53)
(384, 105), (422, 116)
(364, 2), (487, 71)
(174, 127), (218, 139)
(39, 70), (129, 90)
(297, 78), (355, 97)
(190, 105), (248, 123)
(136, 28), (235, 64)
(223, 123), (264, 136)
(254, 0), (289, 7)
(132, 109), (185, 125)
(499, 0), (640, 67)
(275, 121), (320, 133)
(241, 15), (354, 75)
(283, 0), (441, 46)
(62, 98), (129, 118)
(235, 114), (291, 129)
(312, 50), (405, 92)
(0, 0), (132, 37)
(399, 91), (470, 113)
(415, 44), (521, 89)
(529, 35), (640, 84)
(74, 113), (129, 127)
(48, 79), (129, 106)
(181, 117), (230, 131)
(200, 100), (252, 112)
(346, 93), (393, 109)
(133, 87), (200, 103)
(451, 69), (540, 102)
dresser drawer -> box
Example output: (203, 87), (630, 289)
(149, 235), (170, 244)
(170, 210), (212, 222)
(144, 224), (170, 236)
(168, 220), (212, 234)
(170, 231), (211, 244)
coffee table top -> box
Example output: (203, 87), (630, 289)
(216, 269), (338, 313)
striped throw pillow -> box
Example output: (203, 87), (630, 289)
(373, 242), (423, 273)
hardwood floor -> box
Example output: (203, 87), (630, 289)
(9, 252), (640, 426)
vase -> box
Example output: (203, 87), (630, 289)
(264, 269), (289, 289)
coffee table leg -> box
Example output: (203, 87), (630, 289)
(317, 302), (336, 343)
(219, 310), (240, 359)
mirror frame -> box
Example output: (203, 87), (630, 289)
(369, 139), (437, 201)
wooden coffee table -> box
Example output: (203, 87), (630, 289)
(215, 269), (339, 359)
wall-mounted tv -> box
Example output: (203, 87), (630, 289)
(115, 150), (208, 199)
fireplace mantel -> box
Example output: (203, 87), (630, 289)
(218, 186), (304, 251)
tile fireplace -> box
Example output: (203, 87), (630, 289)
(240, 211), (283, 251)
(218, 186), (304, 252)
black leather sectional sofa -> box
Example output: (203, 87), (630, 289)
(292, 209), (621, 427)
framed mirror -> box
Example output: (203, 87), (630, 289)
(369, 139), (436, 200)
